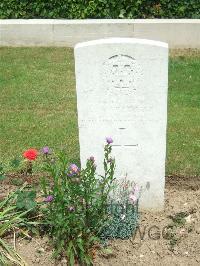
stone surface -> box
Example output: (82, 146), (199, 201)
(0, 19), (200, 48)
(75, 38), (168, 210)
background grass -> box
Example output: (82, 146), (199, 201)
(167, 52), (200, 176)
(0, 48), (199, 176)
(0, 48), (79, 167)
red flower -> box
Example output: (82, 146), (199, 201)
(23, 149), (38, 161)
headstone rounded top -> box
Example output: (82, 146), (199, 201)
(75, 38), (168, 49)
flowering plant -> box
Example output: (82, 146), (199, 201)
(41, 146), (51, 155)
(23, 148), (38, 175)
(100, 178), (140, 240)
(40, 138), (116, 265)
(23, 148), (38, 161)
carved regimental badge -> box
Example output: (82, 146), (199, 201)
(102, 54), (141, 92)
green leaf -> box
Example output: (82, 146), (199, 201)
(0, 164), (4, 172)
(102, 247), (113, 255)
(0, 174), (6, 181)
(10, 158), (21, 168)
(16, 190), (37, 210)
(69, 252), (75, 266)
(11, 178), (23, 186)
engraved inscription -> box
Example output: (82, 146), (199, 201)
(112, 144), (138, 147)
(103, 54), (141, 91)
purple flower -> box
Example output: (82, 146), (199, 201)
(133, 184), (140, 194)
(106, 137), (113, 144)
(67, 172), (75, 177)
(68, 206), (75, 212)
(89, 156), (95, 162)
(67, 172), (73, 177)
(41, 146), (50, 155)
(69, 164), (79, 174)
(44, 195), (54, 202)
(129, 194), (137, 204)
(108, 157), (114, 163)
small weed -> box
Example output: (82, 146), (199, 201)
(168, 211), (188, 226)
(11, 178), (24, 186)
(166, 211), (192, 251)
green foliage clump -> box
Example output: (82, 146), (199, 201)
(0, 141), (139, 265)
(40, 141), (116, 265)
(101, 179), (139, 240)
(0, 184), (38, 265)
(101, 203), (138, 240)
(16, 190), (37, 210)
(0, 0), (199, 19)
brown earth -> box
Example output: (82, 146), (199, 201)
(1, 175), (200, 266)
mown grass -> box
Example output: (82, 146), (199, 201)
(167, 52), (200, 176)
(0, 48), (79, 166)
(0, 48), (199, 176)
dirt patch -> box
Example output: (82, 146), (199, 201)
(2, 176), (200, 265)
(166, 175), (200, 191)
(94, 176), (200, 266)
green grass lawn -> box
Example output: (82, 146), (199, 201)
(0, 48), (199, 176)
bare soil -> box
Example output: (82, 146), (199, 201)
(1, 175), (200, 266)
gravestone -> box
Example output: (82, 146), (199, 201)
(74, 38), (168, 210)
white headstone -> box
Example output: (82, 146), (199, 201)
(74, 38), (168, 210)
